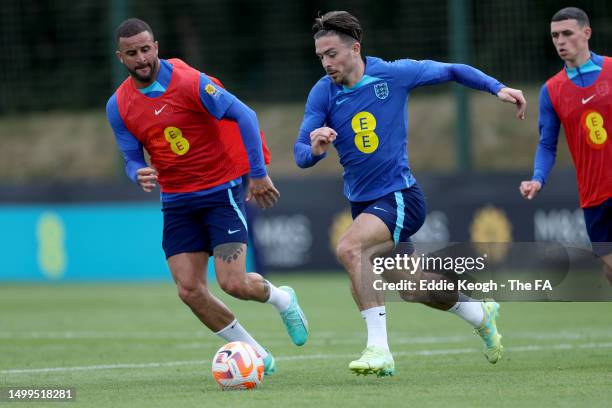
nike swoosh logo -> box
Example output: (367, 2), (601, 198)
(228, 229), (241, 234)
(336, 98), (349, 105)
(154, 104), (168, 115)
(581, 95), (596, 104)
(373, 206), (388, 213)
(379, 312), (386, 316)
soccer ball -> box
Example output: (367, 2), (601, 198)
(211, 341), (264, 390)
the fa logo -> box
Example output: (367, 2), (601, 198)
(596, 80), (609, 97)
(374, 82), (389, 100)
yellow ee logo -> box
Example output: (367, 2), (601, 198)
(163, 126), (190, 156)
(351, 111), (379, 154)
(584, 111), (608, 148)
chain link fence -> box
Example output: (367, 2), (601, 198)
(1, 0), (610, 114)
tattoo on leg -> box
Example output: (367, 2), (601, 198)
(214, 243), (244, 264)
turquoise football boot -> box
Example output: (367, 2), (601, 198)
(263, 351), (276, 376)
(278, 286), (309, 346)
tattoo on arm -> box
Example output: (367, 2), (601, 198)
(214, 243), (244, 264)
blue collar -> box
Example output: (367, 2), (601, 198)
(341, 75), (380, 92)
(138, 59), (173, 95)
(338, 58), (385, 93)
(565, 52), (603, 79)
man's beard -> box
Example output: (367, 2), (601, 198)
(128, 60), (157, 82)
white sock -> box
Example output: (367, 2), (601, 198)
(265, 280), (291, 312)
(361, 306), (389, 350)
(448, 293), (485, 327)
(215, 319), (268, 359)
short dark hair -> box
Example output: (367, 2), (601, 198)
(551, 7), (590, 27)
(312, 11), (363, 44)
(115, 18), (154, 44)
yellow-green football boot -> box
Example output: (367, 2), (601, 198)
(475, 300), (503, 364)
(349, 346), (395, 377)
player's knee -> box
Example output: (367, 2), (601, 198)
(177, 282), (208, 306)
(336, 238), (360, 268)
(218, 276), (249, 300)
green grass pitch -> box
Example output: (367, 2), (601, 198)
(1, 273), (612, 407)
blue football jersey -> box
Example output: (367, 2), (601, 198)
(295, 56), (503, 201)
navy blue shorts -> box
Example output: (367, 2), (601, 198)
(583, 197), (612, 256)
(350, 183), (427, 244)
(161, 185), (249, 258)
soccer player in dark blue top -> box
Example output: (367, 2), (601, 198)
(295, 11), (527, 376)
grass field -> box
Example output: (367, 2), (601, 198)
(2, 273), (612, 407)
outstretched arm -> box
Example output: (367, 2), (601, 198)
(399, 60), (526, 119)
(442, 63), (526, 119)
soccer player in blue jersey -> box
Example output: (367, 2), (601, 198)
(519, 7), (612, 282)
(106, 19), (309, 376)
(295, 11), (527, 376)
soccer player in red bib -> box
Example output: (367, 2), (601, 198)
(520, 8), (612, 282)
(106, 19), (309, 375)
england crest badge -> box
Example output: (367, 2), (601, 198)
(374, 82), (389, 100)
